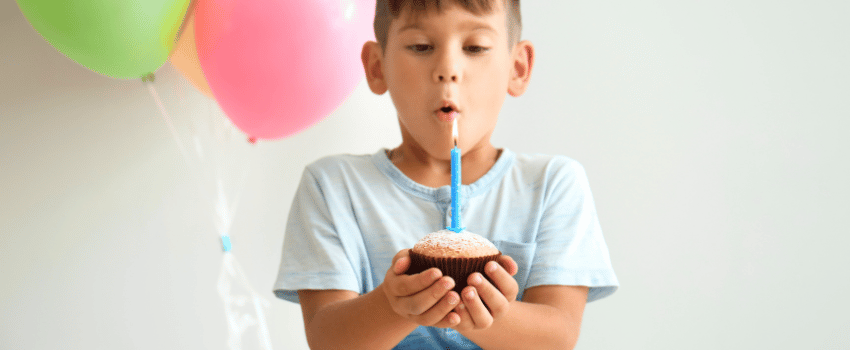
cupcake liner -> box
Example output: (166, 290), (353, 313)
(408, 250), (502, 294)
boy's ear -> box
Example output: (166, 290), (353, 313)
(361, 41), (388, 95)
(507, 40), (535, 97)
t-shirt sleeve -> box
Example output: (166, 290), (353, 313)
(272, 167), (360, 304)
(526, 158), (619, 302)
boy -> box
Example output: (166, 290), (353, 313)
(273, 1), (618, 349)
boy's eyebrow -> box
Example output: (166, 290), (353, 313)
(396, 20), (497, 34)
(397, 23), (424, 33)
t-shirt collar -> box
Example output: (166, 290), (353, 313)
(371, 147), (515, 203)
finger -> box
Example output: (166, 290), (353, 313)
(484, 261), (519, 301)
(420, 291), (461, 327)
(391, 249), (409, 265)
(403, 276), (455, 315)
(497, 255), (518, 276)
(450, 302), (473, 331)
(469, 271), (510, 318)
(431, 310), (461, 328)
(391, 249), (412, 274)
(461, 286), (493, 329)
(389, 267), (442, 297)
(393, 256), (410, 274)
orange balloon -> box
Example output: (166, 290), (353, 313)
(169, 3), (214, 98)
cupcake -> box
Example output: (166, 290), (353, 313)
(407, 229), (501, 293)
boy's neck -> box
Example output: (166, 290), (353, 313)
(387, 143), (502, 188)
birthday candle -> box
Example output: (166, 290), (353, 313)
(449, 117), (463, 233)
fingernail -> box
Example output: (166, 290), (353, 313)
(471, 274), (482, 285)
(432, 269), (441, 279)
(448, 294), (459, 305)
(487, 262), (497, 273)
(465, 290), (475, 300)
(443, 277), (454, 289)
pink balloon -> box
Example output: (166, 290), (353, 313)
(194, 0), (375, 140)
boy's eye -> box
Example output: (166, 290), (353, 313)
(408, 44), (433, 53)
(465, 45), (490, 54)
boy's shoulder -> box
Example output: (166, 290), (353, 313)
(512, 151), (587, 179)
(302, 151), (380, 179)
(307, 151), (372, 167)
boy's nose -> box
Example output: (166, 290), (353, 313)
(433, 50), (461, 83)
(438, 74), (457, 82)
(433, 54), (460, 83)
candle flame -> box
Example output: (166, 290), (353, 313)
(452, 117), (458, 146)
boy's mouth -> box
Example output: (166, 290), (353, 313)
(437, 107), (458, 122)
(437, 102), (459, 122)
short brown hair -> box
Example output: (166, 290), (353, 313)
(373, 0), (522, 51)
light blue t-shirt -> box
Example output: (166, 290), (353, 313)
(273, 148), (618, 349)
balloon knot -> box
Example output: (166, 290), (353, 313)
(141, 73), (156, 82)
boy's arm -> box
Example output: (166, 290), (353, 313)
(298, 287), (416, 350)
(450, 258), (589, 349)
(297, 250), (462, 350)
(459, 285), (589, 350)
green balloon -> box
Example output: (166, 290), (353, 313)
(16, 0), (192, 80)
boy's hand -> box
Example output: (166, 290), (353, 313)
(382, 249), (462, 328)
(451, 255), (519, 332)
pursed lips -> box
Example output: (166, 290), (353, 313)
(436, 102), (459, 122)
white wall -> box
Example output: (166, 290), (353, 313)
(2, 1), (848, 349)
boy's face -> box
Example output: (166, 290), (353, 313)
(365, 1), (531, 160)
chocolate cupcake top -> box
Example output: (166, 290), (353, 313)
(412, 229), (499, 258)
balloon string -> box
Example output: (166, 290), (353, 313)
(226, 156), (252, 233)
(151, 74), (270, 348)
(206, 98), (255, 243)
(231, 253), (273, 350)
(146, 81), (192, 164)
(148, 75), (235, 246)
(252, 293), (274, 350)
(218, 253), (274, 350)
(218, 254), (247, 350)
